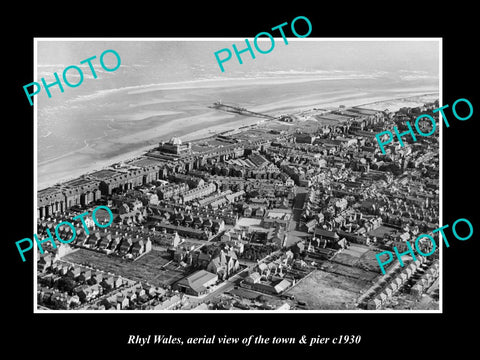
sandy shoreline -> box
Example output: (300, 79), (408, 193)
(37, 89), (438, 191)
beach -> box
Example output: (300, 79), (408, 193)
(37, 76), (438, 190)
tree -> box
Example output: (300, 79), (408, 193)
(57, 277), (76, 293)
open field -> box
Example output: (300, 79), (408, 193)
(285, 245), (382, 309)
(285, 270), (368, 310)
(329, 244), (384, 274)
(356, 248), (387, 273)
(319, 261), (378, 283)
(62, 248), (186, 287)
(367, 225), (398, 239)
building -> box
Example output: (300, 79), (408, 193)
(156, 182), (188, 200)
(158, 137), (192, 155)
(174, 270), (218, 296)
(206, 249), (240, 280)
(295, 134), (316, 144)
(90, 167), (161, 196)
(169, 173), (204, 188)
(181, 183), (217, 203)
(153, 221), (209, 240)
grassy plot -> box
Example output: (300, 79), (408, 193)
(285, 270), (366, 310)
(62, 248), (186, 287)
(331, 244), (384, 274)
(286, 244), (381, 310)
(319, 261), (378, 283)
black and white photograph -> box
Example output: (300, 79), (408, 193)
(6, 6), (477, 356)
(34, 39), (441, 313)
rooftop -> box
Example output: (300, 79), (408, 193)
(176, 270), (218, 292)
(127, 157), (166, 167)
(89, 169), (120, 180)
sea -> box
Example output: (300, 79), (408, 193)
(36, 40), (440, 189)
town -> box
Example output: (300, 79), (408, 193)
(36, 94), (440, 311)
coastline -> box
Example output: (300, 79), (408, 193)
(37, 90), (438, 191)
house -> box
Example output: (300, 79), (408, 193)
(88, 272), (103, 285)
(291, 241), (305, 255)
(313, 228), (340, 243)
(273, 279), (291, 294)
(124, 289), (137, 302)
(206, 249), (240, 280)
(66, 267), (81, 279)
(304, 219), (317, 233)
(243, 276), (292, 295)
(172, 248), (188, 263)
(192, 252), (211, 269)
(270, 228), (287, 248)
(78, 269), (92, 283)
(284, 250), (294, 261)
(38, 288), (54, 305)
(84, 233), (101, 248)
(268, 261), (281, 276)
(51, 275), (63, 287)
(97, 234), (112, 250)
(293, 259), (307, 270)
(170, 232), (181, 248)
(68, 295), (81, 308)
(221, 228), (246, 242)
(275, 302), (291, 310)
(100, 298), (117, 310)
(211, 219), (225, 234)
(38, 254), (53, 273)
(254, 207), (266, 217)
(113, 277), (123, 288)
(336, 238), (348, 250)
(220, 239), (245, 255)
(174, 270), (218, 296)
(256, 263), (270, 277)
(153, 295), (182, 310)
(107, 235), (122, 252)
(135, 286), (146, 298)
(244, 271), (261, 284)
(143, 283), (163, 297)
(100, 276), (115, 291)
(118, 238), (133, 256)
(56, 264), (70, 276)
(74, 284), (102, 303)
(131, 238), (152, 258)
(116, 295), (129, 310)
(367, 297), (382, 310)
(38, 273), (55, 287)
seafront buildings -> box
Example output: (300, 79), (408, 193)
(36, 96), (440, 311)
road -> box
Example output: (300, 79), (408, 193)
(285, 187), (310, 247)
(292, 186), (309, 223)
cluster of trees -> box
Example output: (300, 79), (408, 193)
(240, 244), (277, 261)
(201, 244), (218, 256)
